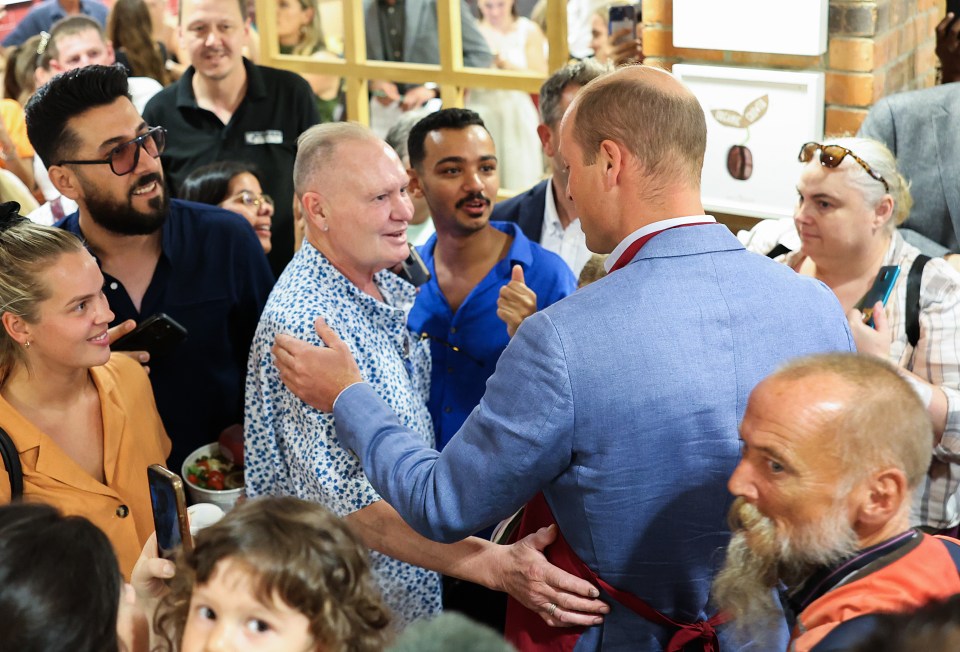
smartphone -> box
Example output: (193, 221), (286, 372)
(609, 4), (638, 46)
(112, 313), (187, 356)
(147, 464), (193, 559)
(855, 265), (901, 327)
(397, 245), (431, 287)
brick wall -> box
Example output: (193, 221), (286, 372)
(643, 0), (944, 137)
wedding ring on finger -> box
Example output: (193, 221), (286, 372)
(547, 602), (558, 617)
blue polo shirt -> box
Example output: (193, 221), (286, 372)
(408, 221), (575, 450)
(59, 199), (275, 470)
(3, 0), (109, 46)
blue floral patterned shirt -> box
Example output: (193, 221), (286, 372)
(244, 241), (441, 626)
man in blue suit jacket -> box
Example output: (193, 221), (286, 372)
(492, 59), (607, 277)
(273, 66), (856, 651)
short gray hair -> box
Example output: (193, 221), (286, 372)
(539, 58), (609, 126)
(293, 122), (379, 196)
(806, 137), (913, 230)
(571, 66), (707, 189)
(773, 353), (932, 490)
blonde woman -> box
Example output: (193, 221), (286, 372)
(277, 0), (341, 123)
(0, 204), (169, 578)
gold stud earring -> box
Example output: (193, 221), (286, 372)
(24, 340), (31, 349)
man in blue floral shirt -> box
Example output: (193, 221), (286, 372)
(245, 122), (607, 629)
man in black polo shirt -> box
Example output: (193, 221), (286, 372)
(143, 0), (318, 277)
(26, 64), (274, 470)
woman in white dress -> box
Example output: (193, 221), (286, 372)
(467, 0), (546, 192)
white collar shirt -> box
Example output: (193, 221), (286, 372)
(540, 178), (593, 278)
(605, 215), (718, 273)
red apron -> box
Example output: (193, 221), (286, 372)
(504, 492), (728, 652)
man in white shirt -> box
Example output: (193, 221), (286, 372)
(491, 59), (607, 277)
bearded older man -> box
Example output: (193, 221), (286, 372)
(714, 353), (960, 652)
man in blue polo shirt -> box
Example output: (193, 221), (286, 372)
(3, 0), (108, 47)
(25, 64), (273, 470)
(405, 108), (575, 628)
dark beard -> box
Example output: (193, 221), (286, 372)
(85, 173), (168, 235)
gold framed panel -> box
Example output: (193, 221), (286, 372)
(254, 0), (570, 125)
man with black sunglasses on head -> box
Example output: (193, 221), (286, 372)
(25, 64), (274, 471)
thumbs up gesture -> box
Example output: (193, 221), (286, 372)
(497, 264), (538, 337)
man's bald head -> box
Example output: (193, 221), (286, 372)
(770, 353), (932, 490)
(565, 65), (706, 189)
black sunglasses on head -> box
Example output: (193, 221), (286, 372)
(56, 126), (166, 177)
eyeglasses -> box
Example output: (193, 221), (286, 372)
(419, 333), (484, 367)
(55, 126), (166, 176)
(229, 190), (274, 210)
(798, 142), (889, 192)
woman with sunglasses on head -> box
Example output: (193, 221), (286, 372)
(788, 137), (960, 537)
(0, 202), (170, 579)
(179, 162), (274, 254)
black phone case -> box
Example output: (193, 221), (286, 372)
(112, 313), (188, 356)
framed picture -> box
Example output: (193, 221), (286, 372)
(673, 0), (829, 56)
(673, 64), (825, 220)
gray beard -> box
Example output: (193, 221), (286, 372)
(711, 498), (859, 644)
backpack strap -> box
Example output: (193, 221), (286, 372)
(0, 426), (22, 500)
(906, 255), (930, 349)
(936, 536), (960, 573)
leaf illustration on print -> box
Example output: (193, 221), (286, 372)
(710, 95), (770, 181)
(711, 109), (749, 129)
(742, 95), (768, 124)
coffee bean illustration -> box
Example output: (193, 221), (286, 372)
(727, 145), (753, 181)
(711, 95), (768, 182)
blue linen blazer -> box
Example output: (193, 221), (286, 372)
(335, 223), (856, 651)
